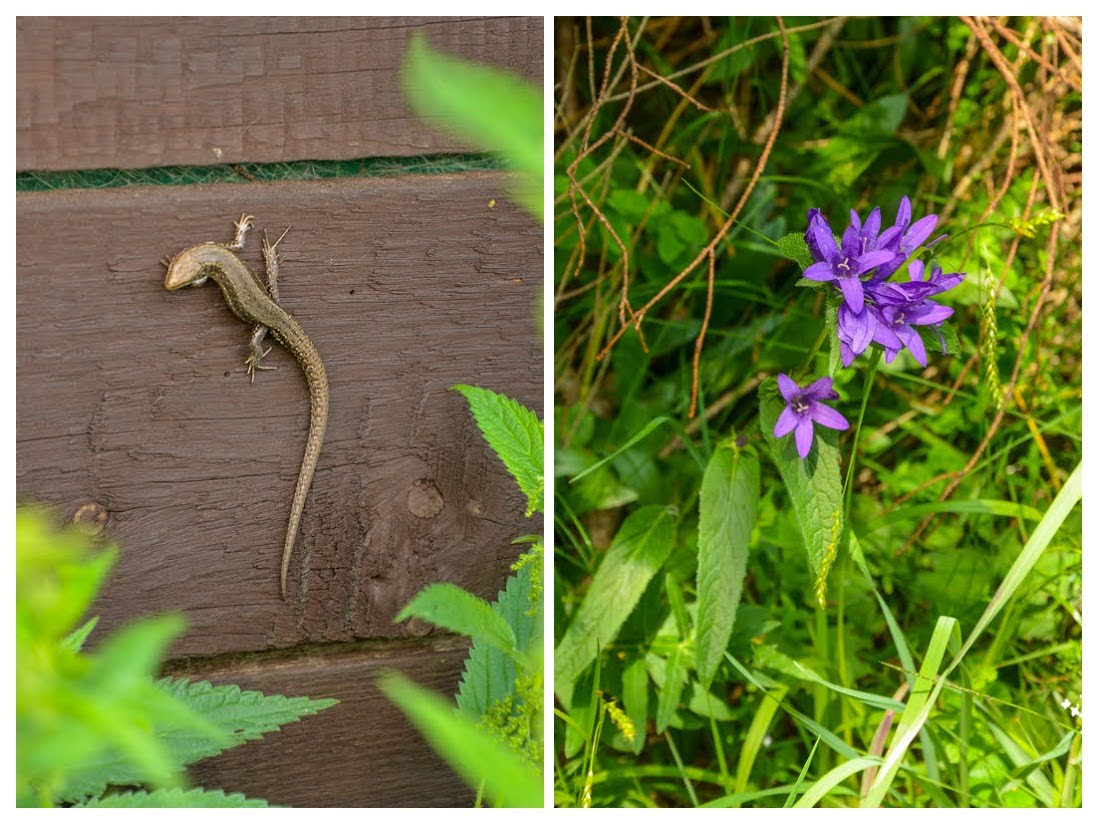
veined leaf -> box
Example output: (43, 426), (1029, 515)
(456, 560), (542, 718)
(696, 441), (759, 689)
(76, 788), (269, 808)
(759, 381), (844, 606)
(453, 384), (543, 516)
(777, 232), (813, 271)
(57, 679), (335, 803)
(396, 582), (518, 657)
(555, 506), (678, 704)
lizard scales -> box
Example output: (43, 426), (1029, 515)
(164, 216), (328, 598)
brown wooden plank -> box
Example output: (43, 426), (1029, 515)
(17, 16), (543, 171)
(16, 172), (542, 656)
(170, 636), (479, 807)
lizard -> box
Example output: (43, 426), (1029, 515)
(163, 214), (328, 598)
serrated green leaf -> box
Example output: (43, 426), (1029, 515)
(453, 384), (543, 516)
(396, 583), (518, 657)
(696, 442), (759, 689)
(777, 232), (814, 271)
(456, 562), (542, 718)
(758, 382), (844, 607)
(403, 33), (542, 219)
(76, 788), (269, 808)
(555, 506), (678, 704)
(57, 679), (337, 803)
(380, 674), (542, 807)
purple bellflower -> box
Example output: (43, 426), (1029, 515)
(773, 374), (850, 459)
(871, 196), (943, 281)
(803, 212), (895, 313)
(867, 260), (960, 366)
(803, 198), (963, 369)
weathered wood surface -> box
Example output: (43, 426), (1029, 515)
(16, 173), (542, 657)
(172, 637), (475, 807)
(16, 16), (543, 171)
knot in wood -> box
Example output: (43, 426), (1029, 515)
(72, 502), (108, 536)
(406, 479), (444, 519)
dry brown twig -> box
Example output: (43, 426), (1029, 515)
(594, 18), (792, 369)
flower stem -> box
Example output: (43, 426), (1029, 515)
(842, 348), (881, 525)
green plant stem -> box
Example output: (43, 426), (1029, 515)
(664, 730), (700, 807)
(842, 347), (881, 525)
(705, 692), (732, 793)
(798, 323), (830, 377)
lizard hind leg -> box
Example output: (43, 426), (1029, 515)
(244, 325), (277, 383)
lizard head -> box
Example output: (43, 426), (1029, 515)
(163, 243), (222, 290)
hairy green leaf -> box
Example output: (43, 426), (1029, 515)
(453, 384), (543, 516)
(777, 232), (813, 271)
(555, 506), (678, 703)
(396, 582), (518, 657)
(456, 560), (541, 718)
(76, 788), (269, 808)
(696, 441), (759, 689)
(57, 679), (336, 803)
(758, 380), (844, 607)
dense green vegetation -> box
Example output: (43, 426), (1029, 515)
(553, 17), (1081, 808)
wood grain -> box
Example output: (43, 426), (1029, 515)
(171, 636), (478, 807)
(16, 173), (542, 656)
(16, 16), (543, 171)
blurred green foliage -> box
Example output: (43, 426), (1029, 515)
(16, 509), (336, 808)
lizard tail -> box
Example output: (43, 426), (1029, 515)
(280, 354), (329, 598)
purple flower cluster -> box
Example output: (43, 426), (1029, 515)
(804, 197), (961, 368)
(773, 197), (964, 459)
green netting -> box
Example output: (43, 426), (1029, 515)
(16, 153), (504, 192)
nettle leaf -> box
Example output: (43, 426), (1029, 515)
(554, 506), (678, 705)
(453, 384), (543, 516)
(397, 583), (518, 657)
(777, 232), (813, 271)
(456, 561), (541, 718)
(758, 381), (844, 607)
(57, 679), (336, 803)
(76, 788), (269, 808)
(695, 441), (759, 690)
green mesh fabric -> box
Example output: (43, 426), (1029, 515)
(16, 154), (503, 192)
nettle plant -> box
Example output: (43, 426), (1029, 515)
(762, 197), (964, 603)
